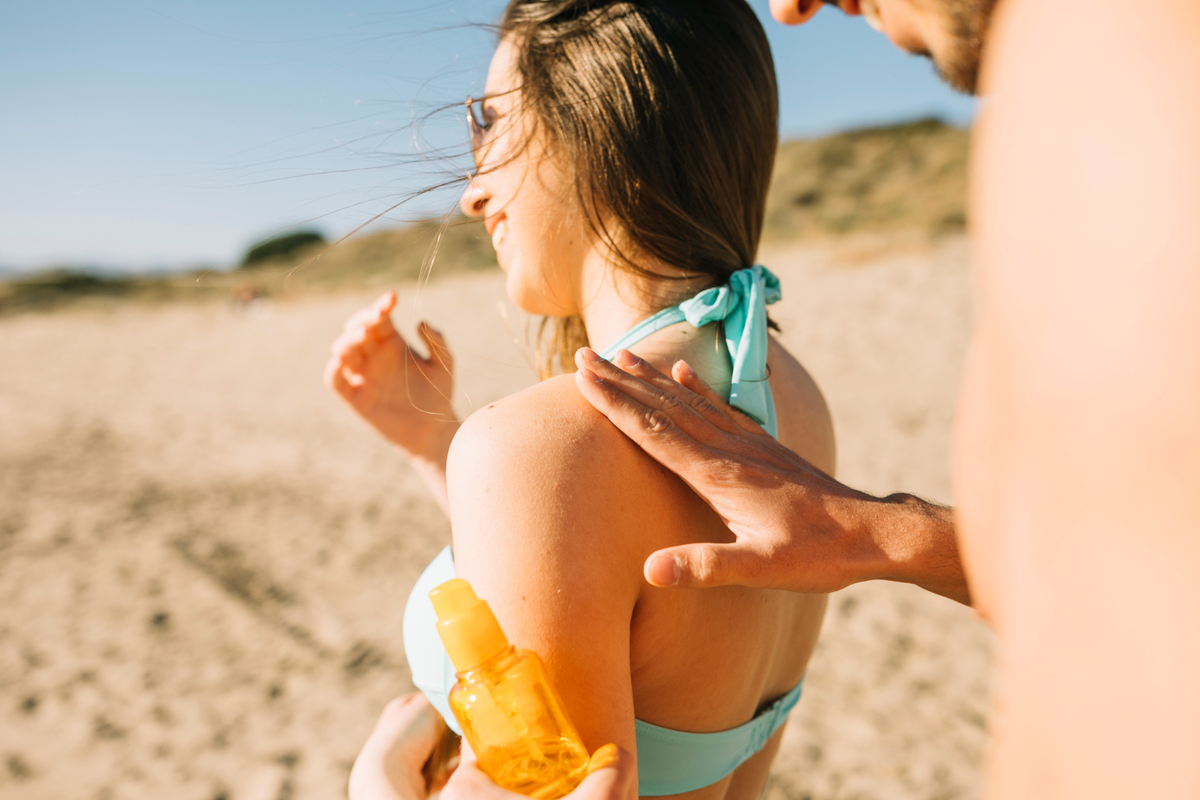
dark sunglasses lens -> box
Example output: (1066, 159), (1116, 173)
(466, 99), (486, 152)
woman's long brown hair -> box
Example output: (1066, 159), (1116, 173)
(496, 0), (779, 377)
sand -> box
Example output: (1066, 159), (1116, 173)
(0, 235), (993, 800)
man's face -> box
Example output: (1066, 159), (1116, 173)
(769, 0), (998, 94)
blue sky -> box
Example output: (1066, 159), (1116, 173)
(0, 0), (974, 273)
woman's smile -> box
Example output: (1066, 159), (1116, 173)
(488, 217), (510, 268)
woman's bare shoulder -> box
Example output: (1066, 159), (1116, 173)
(448, 374), (650, 491)
(446, 374), (677, 560)
(445, 375), (647, 754)
(769, 336), (837, 476)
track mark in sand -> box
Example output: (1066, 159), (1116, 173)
(169, 533), (402, 678)
(170, 533), (334, 660)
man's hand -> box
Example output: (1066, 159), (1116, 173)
(573, 347), (970, 605)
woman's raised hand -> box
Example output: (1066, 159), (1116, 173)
(326, 291), (458, 456)
(325, 292), (460, 512)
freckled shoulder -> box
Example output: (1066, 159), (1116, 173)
(445, 374), (680, 567)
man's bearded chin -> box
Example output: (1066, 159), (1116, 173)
(936, 0), (999, 94)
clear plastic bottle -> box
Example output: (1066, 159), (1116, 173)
(430, 578), (590, 800)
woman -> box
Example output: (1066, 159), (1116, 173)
(327, 1), (835, 797)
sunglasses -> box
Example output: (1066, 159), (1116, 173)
(465, 96), (493, 156)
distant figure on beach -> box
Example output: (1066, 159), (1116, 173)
(329, 2), (836, 799)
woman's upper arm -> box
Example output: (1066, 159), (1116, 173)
(445, 387), (647, 762)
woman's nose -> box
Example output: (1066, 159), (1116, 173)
(459, 179), (489, 218)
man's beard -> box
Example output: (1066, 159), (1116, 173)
(936, 0), (999, 94)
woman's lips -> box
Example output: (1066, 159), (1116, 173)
(491, 219), (508, 251)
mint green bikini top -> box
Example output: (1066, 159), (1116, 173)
(402, 265), (802, 796)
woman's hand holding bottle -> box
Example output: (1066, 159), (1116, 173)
(325, 291), (459, 513)
(350, 693), (635, 800)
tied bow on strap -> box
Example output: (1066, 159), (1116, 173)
(677, 265), (781, 436)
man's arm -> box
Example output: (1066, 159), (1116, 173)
(572, 348), (971, 605)
(965, 0), (1200, 796)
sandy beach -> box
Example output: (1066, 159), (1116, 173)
(0, 234), (993, 800)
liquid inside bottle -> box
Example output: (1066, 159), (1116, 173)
(432, 579), (590, 800)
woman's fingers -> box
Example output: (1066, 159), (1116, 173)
(441, 745), (635, 800)
(324, 356), (353, 395)
(417, 322), (454, 372)
(576, 745), (637, 800)
(379, 290), (398, 315)
(349, 693), (443, 800)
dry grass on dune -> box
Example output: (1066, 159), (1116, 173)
(765, 118), (969, 242)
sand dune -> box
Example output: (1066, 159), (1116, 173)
(0, 235), (992, 800)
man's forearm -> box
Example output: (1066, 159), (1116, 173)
(852, 493), (970, 605)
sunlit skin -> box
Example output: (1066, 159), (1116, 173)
(571, 2), (1200, 800)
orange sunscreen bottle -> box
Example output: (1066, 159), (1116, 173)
(430, 578), (590, 799)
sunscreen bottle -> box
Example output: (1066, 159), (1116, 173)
(430, 578), (590, 800)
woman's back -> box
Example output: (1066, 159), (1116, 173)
(448, 324), (833, 800)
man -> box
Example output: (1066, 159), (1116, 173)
(573, 0), (1200, 797)
(356, 0), (1200, 797)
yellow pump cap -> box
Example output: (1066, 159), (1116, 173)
(430, 579), (510, 673)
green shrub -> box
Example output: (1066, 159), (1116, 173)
(240, 231), (327, 268)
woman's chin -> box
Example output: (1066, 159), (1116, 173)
(506, 274), (564, 317)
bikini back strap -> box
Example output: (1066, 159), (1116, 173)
(633, 678), (804, 796)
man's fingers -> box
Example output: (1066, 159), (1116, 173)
(573, 362), (720, 471)
(644, 542), (765, 589)
(671, 360), (769, 437)
(574, 349), (727, 440)
(608, 350), (748, 437)
(576, 351), (803, 474)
